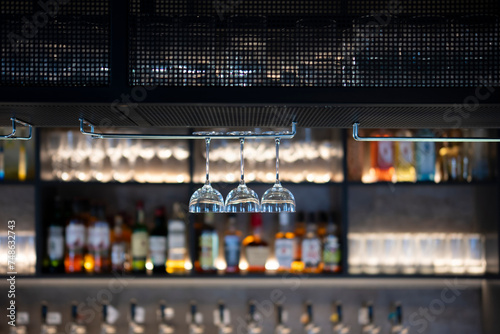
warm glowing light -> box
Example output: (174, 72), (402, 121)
(215, 259), (227, 271)
(266, 172), (274, 182)
(265, 259), (279, 271)
(176, 175), (185, 183)
(77, 172), (87, 181)
(306, 174), (315, 182)
(95, 172), (103, 181)
(239, 259), (249, 271)
(61, 172), (69, 181)
(145, 260), (154, 271)
(226, 173), (235, 182)
(184, 260), (193, 271)
(84, 260), (93, 271)
(361, 168), (377, 184)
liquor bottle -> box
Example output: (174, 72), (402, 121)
(243, 213), (269, 273)
(394, 130), (416, 182)
(370, 130), (394, 182)
(323, 212), (341, 273)
(224, 213), (241, 273)
(131, 201), (148, 273)
(317, 211), (328, 238)
(111, 214), (127, 273)
(166, 203), (187, 274)
(302, 213), (322, 273)
(92, 204), (111, 273)
(18, 141), (27, 181)
(149, 206), (168, 274)
(415, 129), (436, 182)
(198, 213), (218, 273)
(471, 129), (490, 181)
(84, 202), (97, 273)
(64, 200), (86, 273)
(440, 129), (469, 182)
(0, 141), (4, 180)
(274, 212), (295, 272)
(46, 198), (65, 273)
(291, 212), (306, 273)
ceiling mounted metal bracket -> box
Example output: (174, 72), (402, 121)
(80, 118), (297, 140)
(0, 118), (33, 140)
(353, 123), (500, 142)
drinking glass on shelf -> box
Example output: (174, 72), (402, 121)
(225, 134), (260, 212)
(72, 134), (93, 182)
(399, 234), (417, 274)
(88, 139), (107, 182)
(380, 234), (400, 274)
(156, 141), (173, 182)
(261, 134), (296, 213)
(417, 233), (435, 274)
(189, 133), (225, 213)
(465, 234), (486, 274)
(363, 234), (382, 275)
(137, 139), (156, 183)
(448, 233), (465, 274)
(432, 233), (449, 274)
(348, 234), (365, 274)
(47, 131), (62, 179)
(59, 130), (76, 181)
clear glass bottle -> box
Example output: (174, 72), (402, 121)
(131, 201), (148, 274)
(92, 204), (110, 274)
(415, 129), (436, 182)
(224, 213), (241, 274)
(64, 200), (86, 273)
(166, 203), (187, 274)
(198, 212), (218, 273)
(302, 213), (322, 274)
(274, 212), (295, 273)
(322, 212), (341, 273)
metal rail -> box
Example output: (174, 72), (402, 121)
(353, 122), (500, 142)
(0, 118), (33, 140)
(80, 118), (297, 140)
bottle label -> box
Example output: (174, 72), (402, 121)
(397, 142), (414, 165)
(416, 142), (435, 176)
(149, 236), (167, 266)
(246, 246), (270, 267)
(92, 223), (110, 251)
(323, 236), (340, 265)
(224, 235), (241, 268)
(200, 232), (218, 269)
(131, 231), (148, 258)
(275, 239), (294, 268)
(168, 221), (186, 261)
(48, 233), (64, 260)
(377, 141), (393, 169)
(302, 239), (321, 266)
(111, 243), (125, 267)
(65, 223), (86, 250)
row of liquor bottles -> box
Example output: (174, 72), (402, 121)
(43, 199), (342, 275)
(348, 129), (495, 183)
(16, 300), (406, 334)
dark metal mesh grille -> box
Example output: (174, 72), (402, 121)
(129, 0), (499, 88)
(0, 0), (110, 86)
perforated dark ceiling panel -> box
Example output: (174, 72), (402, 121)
(129, 0), (499, 88)
(0, 0), (110, 86)
(132, 104), (500, 129)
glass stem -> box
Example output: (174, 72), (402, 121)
(240, 138), (245, 186)
(205, 138), (211, 186)
(275, 137), (281, 186)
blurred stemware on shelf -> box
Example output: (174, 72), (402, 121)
(225, 134), (261, 212)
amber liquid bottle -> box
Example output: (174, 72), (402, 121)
(370, 130), (395, 182)
(243, 213), (269, 273)
(291, 212), (306, 273)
